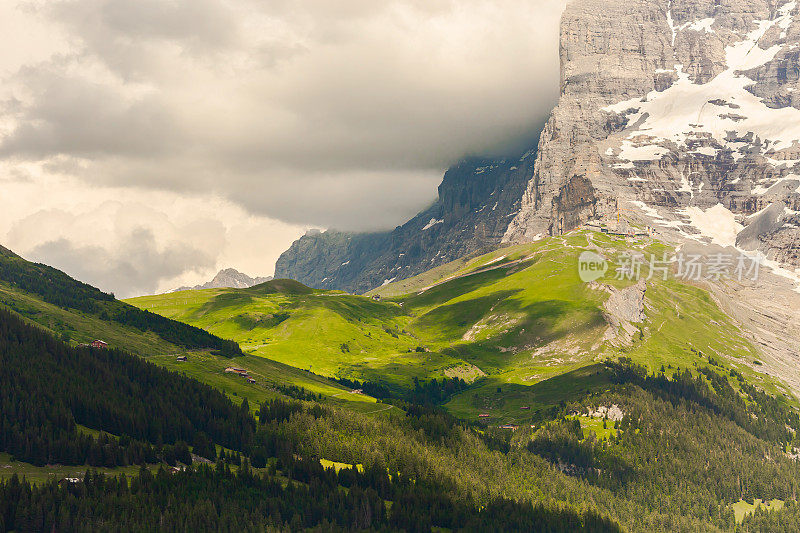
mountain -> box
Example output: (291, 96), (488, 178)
(275, 155), (534, 293)
(8, 236), (800, 530)
(10, 2), (800, 528)
(502, 0), (800, 397)
(274, 0), (800, 404)
(173, 268), (272, 292)
(505, 0), (800, 253)
(0, 243), (242, 357)
(276, 0), (800, 296)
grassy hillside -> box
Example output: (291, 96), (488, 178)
(127, 280), (438, 388)
(0, 245), (241, 356)
(128, 230), (792, 424)
(0, 281), (385, 414)
(7, 237), (800, 530)
(0, 281), (178, 357)
(0, 244), (392, 414)
(148, 350), (398, 416)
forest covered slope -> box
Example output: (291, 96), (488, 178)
(0, 244), (242, 357)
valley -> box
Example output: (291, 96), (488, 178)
(0, 230), (798, 530)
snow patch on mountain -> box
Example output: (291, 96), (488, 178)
(683, 18), (716, 34)
(605, 3), (800, 174)
(682, 204), (743, 248)
(422, 218), (444, 231)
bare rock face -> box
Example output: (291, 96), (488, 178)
(275, 155), (533, 293)
(601, 278), (647, 345)
(604, 278), (648, 325)
(504, 0), (800, 271)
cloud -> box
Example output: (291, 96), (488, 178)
(1, 0), (566, 231)
(1, 62), (178, 158)
(0, 174), (305, 297)
(28, 228), (215, 298)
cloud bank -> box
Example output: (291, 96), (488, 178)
(0, 0), (566, 295)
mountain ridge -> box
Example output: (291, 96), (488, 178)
(275, 154), (535, 293)
(0, 242), (243, 357)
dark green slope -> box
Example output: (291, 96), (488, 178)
(0, 244), (241, 356)
(0, 306), (616, 532)
(0, 307), (253, 467)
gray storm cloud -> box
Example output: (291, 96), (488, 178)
(1, 0), (566, 231)
(28, 229), (216, 297)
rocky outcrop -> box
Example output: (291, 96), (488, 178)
(737, 202), (800, 264)
(601, 279), (647, 345)
(604, 279), (647, 326)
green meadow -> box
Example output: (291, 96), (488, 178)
(732, 498), (785, 523)
(0, 281), (178, 357)
(149, 350), (399, 416)
(0, 452), (158, 485)
(127, 230), (793, 422)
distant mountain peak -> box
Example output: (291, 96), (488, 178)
(173, 268), (272, 292)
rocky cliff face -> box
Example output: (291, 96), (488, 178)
(275, 155), (533, 293)
(505, 0), (800, 270)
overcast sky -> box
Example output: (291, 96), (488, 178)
(0, 0), (566, 297)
